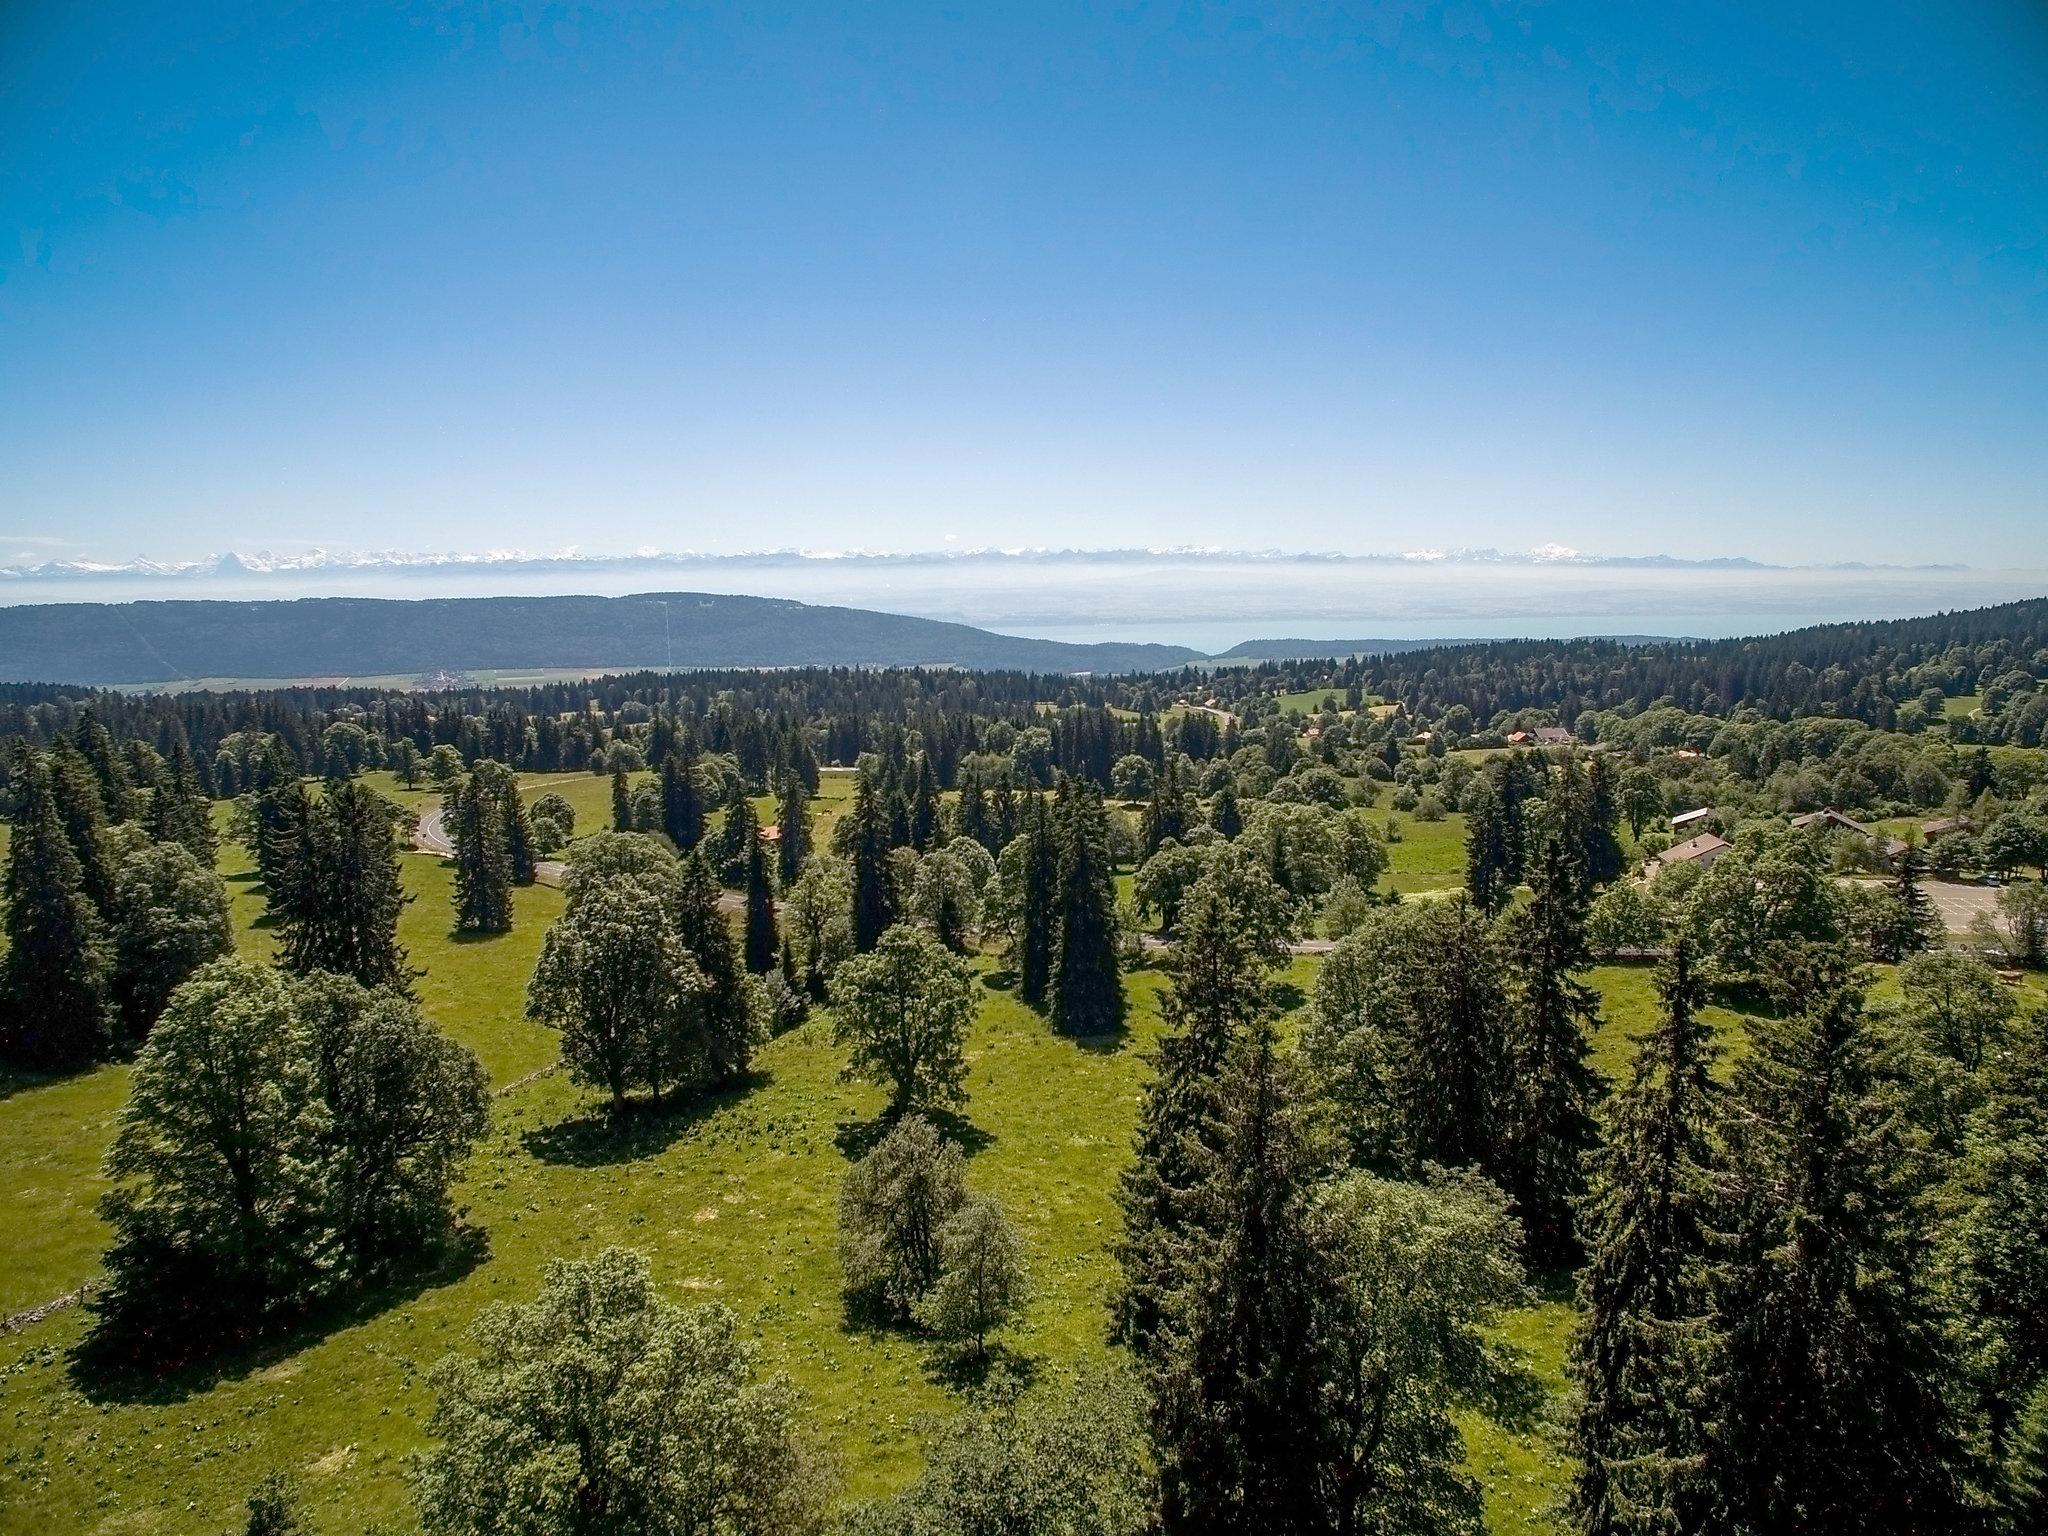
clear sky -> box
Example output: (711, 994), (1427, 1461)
(3, 0), (2044, 568)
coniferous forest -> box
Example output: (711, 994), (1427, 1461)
(2, 598), (2046, 1535)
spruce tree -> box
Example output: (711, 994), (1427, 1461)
(0, 749), (114, 1067)
(1115, 872), (1280, 1354)
(1150, 1022), (1328, 1534)
(1504, 826), (1605, 1266)
(253, 774), (311, 913)
(611, 767), (632, 832)
(47, 740), (116, 915)
(661, 748), (705, 851)
(71, 708), (137, 823)
(1015, 793), (1059, 1006)
(450, 776), (513, 934)
(743, 822), (778, 974)
(955, 768), (992, 853)
(908, 753), (941, 850)
(673, 850), (759, 1082)
(1210, 778), (1243, 840)
(1568, 940), (1720, 1536)
(1711, 960), (1967, 1534)
(1464, 775), (1515, 914)
(847, 771), (897, 953)
(278, 779), (412, 991)
(148, 739), (216, 864)
(775, 774), (810, 886)
(1049, 780), (1124, 1036)
(1875, 841), (1937, 962)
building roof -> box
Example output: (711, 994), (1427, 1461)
(1655, 832), (1731, 866)
(1670, 807), (1713, 828)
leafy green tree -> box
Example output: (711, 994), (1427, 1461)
(1711, 966), (1967, 1534)
(784, 855), (853, 997)
(917, 1194), (1028, 1362)
(908, 847), (978, 953)
(1620, 768), (1666, 840)
(1, 748), (114, 1067)
(98, 961), (333, 1345)
(838, 1113), (970, 1321)
(1298, 897), (1513, 1178)
(417, 1247), (834, 1536)
(561, 829), (678, 904)
(108, 833), (233, 1039)
(294, 972), (489, 1270)
(1684, 828), (1844, 998)
(1568, 941), (1720, 1536)
(448, 774), (513, 934)
(527, 877), (706, 1113)
(1295, 1168), (1534, 1536)
(528, 790), (575, 854)
(1049, 780), (1124, 1035)
(829, 924), (974, 1113)
(1502, 827), (1605, 1267)
(842, 1369), (1154, 1536)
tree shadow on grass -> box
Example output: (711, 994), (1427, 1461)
(832, 1103), (995, 1162)
(923, 1339), (1040, 1396)
(980, 969), (1019, 993)
(1266, 979), (1307, 1015)
(69, 1226), (489, 1409)
(1056, 1025), (1131, 1057)
(520, 1073), (767, 1167)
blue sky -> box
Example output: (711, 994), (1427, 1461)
(3, 0), (2044, 568)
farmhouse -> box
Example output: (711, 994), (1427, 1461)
(1507, 726), (1574, 746)
(1789, 807), (1909, 860)
(1653, 832), (1730, 871)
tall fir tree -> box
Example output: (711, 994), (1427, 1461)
(908, 753), (941, 850)
(743, 821), (778, 974)
(1048, 779), (1124, 1036)
(0, 749), (114, 1067)
(1115, 871), (1282, 1355)
(277, 779), (412, 991)
(775, 775), (811, 887)
(1209, 778), (1243, 840)
(1874, 841), (1937, 962)
(71, 708), (137, 823)
(1568, 940), (1720, 1536)
(1710, 961), (1967, 1535)
(955, 767), (992, 854)
(1464, 775), (1516, 914)
(147, 739), (216, 864)
(847, 771), (897, 953)
(1149, 1021), (1328, 1535)
(673, 849), (760, 1082)
(1015, 793), (1059, 1007)
(660, 747), (705, 851)
(47, 740), (116, 915)
(449, 775), (513, 934)
(610, 766), (633, 831)
(1504, 826), (1606, 1267)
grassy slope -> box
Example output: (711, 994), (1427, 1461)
(4, 794), (1788, 1536)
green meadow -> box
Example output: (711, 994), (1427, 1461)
(0, 780), (1926, 1536)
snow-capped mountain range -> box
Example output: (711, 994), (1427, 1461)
(0, 545), (1962, 581)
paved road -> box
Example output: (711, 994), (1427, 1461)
(414, 806), (566, 886)
(415, 807), (747, 912)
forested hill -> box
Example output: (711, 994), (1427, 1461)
(1347, 597), (2048, 726)
(0, 591), (1202, 685)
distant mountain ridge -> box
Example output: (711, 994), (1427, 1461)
(0, 592), (1204, 686)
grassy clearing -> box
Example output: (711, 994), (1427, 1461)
(1382, 810), (1469, 894)
(1943, 692), (1984, 720)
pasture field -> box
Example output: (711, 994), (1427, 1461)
(1381, 810), (1470, 893)
(0, 802), (1792, 1536)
